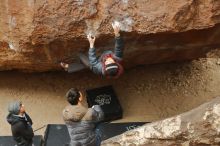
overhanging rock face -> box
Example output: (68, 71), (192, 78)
(102, 96), (220, 146)
(0, 0), (220, 72)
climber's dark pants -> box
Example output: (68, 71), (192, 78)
(78, 53), (90, 67)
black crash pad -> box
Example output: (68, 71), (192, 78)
(0, 135), (43, 146)
(97, 122), (147, 141)
(43, 123), (148, 145)
(86, 85), (123, 122)
(44, 124), (70, 146)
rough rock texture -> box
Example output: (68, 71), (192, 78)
(1, 0), (220, 71)
(102, 96), (220, 146)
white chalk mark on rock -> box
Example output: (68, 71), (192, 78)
(76, 0), (84, 5)
(113, 21), (121, 28)
(122, 0), (128, 4)
(85, 20), (101, 37)
(8, 42), (17, 51)
(120, 17), (133, 32)
(9, 16), (16, 30)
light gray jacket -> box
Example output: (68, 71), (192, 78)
(63, 105), (104, 146)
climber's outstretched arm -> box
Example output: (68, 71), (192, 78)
(112, 22), (124, 59)
(88, 34), (103, 75)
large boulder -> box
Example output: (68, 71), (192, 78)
(0, 0), (220, 72)
(102, 96), (220, 146)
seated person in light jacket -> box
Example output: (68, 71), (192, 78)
(62, 88), (104, 146)
(61, 21), (124, 78)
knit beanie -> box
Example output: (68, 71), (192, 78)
(8, 101), (21, 115)
(105, 63), (118, 76)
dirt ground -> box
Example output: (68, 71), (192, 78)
(1, 49), (220, 136)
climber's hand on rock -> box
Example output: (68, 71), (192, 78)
(112, 21), (120, 37)
(87, 34), (95, 48)
(60, 62), (69, 70)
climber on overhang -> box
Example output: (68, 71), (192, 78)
(60, 21), (125, 78)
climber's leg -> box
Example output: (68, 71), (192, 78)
(78, 53), (90, 68)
